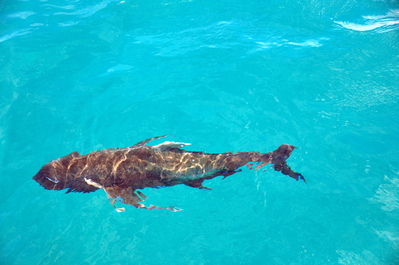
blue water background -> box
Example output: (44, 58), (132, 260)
(1, 0), (399, 264)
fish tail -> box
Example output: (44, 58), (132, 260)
(267, 144), (306, 182)
(235, 144), (305, 182)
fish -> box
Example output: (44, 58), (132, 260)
(33, 136), (305, 212)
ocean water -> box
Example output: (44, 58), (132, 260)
(1, 0), (399, 264)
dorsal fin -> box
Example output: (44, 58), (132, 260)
(154, 141), (191, 151)
(129, 135), (173, 148)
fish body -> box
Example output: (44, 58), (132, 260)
(33, 136), (305, 211)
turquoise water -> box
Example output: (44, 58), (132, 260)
(1, 0), (399, 264)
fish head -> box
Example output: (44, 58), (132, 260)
(33, 152), (80, 190)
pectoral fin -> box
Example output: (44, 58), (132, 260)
(184, 179), (212, 190)
(104, 186), (182, 212)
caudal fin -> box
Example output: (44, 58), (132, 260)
(269, 144), (306, 182)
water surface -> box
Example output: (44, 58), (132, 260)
(1, 0), (399, 264)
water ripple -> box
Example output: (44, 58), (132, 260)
(255, 37), (329, 50)
(0, 29), (34, 43)
(335, 9), (399, 33)
(370, 175), (399, 212)
(133, 20), (329, 57)
(7, 11), (36, 19)
(52, 0), (116, 18)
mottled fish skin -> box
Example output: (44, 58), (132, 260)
(33, 136), (305, 211)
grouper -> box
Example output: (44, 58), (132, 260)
(33, 136), (305, 212)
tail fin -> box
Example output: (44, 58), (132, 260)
(234, 144), (305, 182)
(269, 144), (306, 182)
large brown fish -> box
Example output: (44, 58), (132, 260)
(33, 136), (305, 212)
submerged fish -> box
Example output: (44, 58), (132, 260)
(33, 136), (305, 212)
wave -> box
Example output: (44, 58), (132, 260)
(133, 20), (329, 57)
(335, 9), (399, 33)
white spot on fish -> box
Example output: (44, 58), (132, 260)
(84, 177), (104, 189)
(46, 177), (59, 183)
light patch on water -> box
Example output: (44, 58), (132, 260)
(30, 23), (45, 27)
(286, 39), (325, 47)
(336, 250), (381, 264)
(58, 21), (79, 27)
(95, 64), (134, 78)
(374, 230), (399, 247)
(133, 21), (238, 57)
(369, 175), (399, 212)
(335, 20), (399, 31)
(0, 92), (19, 120)
(42, 4), (76, 10)
(133, 19), (329, 57)
(254, 37), (329, 51)
(255, 41), (282, 49)
(0, 29), (33, 43)
(53, 0), (117, 18)
(106, 64), (133, 73)
(335, 9), (399, 33)
(330, 84), (399, 110)
(7, 11), (35, 19)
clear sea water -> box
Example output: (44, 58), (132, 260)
(1, 0), (399, 264)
